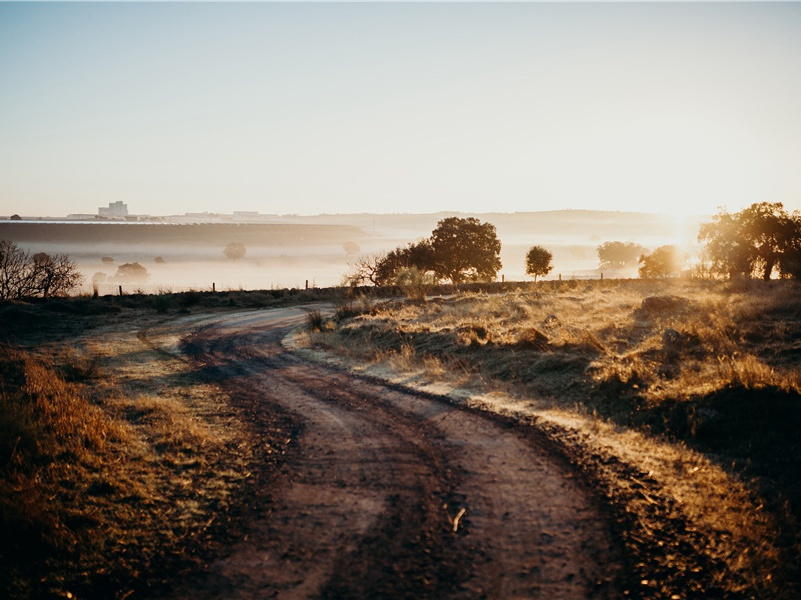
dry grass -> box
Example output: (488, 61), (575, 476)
(1, 309), (262, 599)
(303, 278), (801, 598)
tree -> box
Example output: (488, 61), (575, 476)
(223, 242), (246, 260)
(597, 241), (645, 271)
(345, 253), (385, 287)
(31, 252), (83, 297)
(429, 217), (501, 283)
(525, 246), (553, 281)
(638, 245), (685, 279)
(698, 202), (800, 280)
(343, 241), (360, 256)
(114, 262), (149, 283)
(0, 240), (83, 299)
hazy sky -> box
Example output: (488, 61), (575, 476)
(1, 2), (800, 218)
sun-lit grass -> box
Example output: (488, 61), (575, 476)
(0, 307), (262, 599)
(301, 278), (801, 598)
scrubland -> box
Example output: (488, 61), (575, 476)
(302, 279), (801, 598)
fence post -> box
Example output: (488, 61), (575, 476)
(558, 273), (562, 281)
(601, 272), (604, 281)
(305, 279), (309, 290)
(118, 285), (123, 296)
(212, 282), (216, 292)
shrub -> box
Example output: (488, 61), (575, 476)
(307, 310), (326, 332)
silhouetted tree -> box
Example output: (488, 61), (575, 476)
(430, 217), (501, 283)
(223, 242), (246, 260)
(698, 202), (800, 280)
(638, 245), (685, 279)
(525, 246), (553, 282)
(597, 241), (645, 271)
(154, 256), (165, 264)
(9, 214), (21, 221)
(114, 262), (149, 283)
(345, 253), (385, 287)
(101, 256), (114, 265)
(0, 240), (83, 299)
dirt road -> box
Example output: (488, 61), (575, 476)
(154, 307), (623, 599)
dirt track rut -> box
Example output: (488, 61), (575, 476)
(157, 308), (622, 599)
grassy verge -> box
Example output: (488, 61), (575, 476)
(295, 279), (801, 599)
(0, 296), (292, 599)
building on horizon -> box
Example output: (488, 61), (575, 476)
(98, 201), (128, 218)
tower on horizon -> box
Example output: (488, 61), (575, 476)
(98, 201), (128, 218)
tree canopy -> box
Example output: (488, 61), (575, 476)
(525, 246), (553, 281)
(347, 218), (501, 287)
(114, 262), (149, 283)
(597, 241), (645, 271)
(638, 245), (685, 279)
(429, 217), (501, 283)
(223, 242), (246, 260)
(698, 202), (801, 280)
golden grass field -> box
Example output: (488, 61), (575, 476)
(2, 280), (800, 598)
(300, 279), (801, 598)
(0, 291), (324, 599)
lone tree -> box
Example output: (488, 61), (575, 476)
(114, 262), (149, 283)
(698, 202), (800, 280)
(0, 240), (83, 299)
(430, 217), (502, 283)
(597, 241), (645, 271)
(525, 246), (553, 281)
(638, 245), (685, 279)
(346, 217), (502, 287)
(224, 242), (246, 260)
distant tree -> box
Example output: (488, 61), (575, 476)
(525, 246), (553, 282)
(10, 214), (21, 221)
(223, 242), (246, 260)
(0, 240), (83, 299)
(114, 262), (149, 283)
(698, 202), (800, 280)
(154, 256), (165, 264)
(597, 241), (645, 271)
(101, 256), (114, 265)
(638, 245), (685, 279)
(429, 217), (501, 283)
(343, 241), (360, 256)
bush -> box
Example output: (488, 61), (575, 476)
(306, 310), (326, 332)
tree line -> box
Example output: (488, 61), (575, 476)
(347, 202), (801, 288)
(3, 201), (801, 300)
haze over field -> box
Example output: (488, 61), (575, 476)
(0, 210), (702, 291)
(1, 2), (800, 220)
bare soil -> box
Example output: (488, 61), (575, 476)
(150, 308), (625, 599)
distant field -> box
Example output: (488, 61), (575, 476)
(0, 211), (705, 291)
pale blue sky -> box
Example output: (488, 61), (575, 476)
(1, 2), (800, 217)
